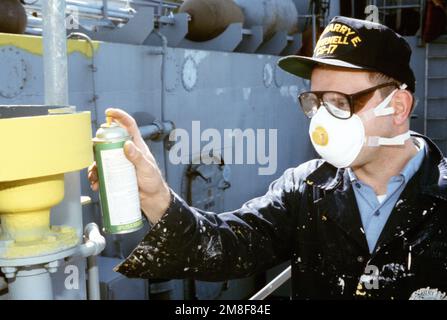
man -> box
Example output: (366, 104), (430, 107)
(88, 16), (447, 299)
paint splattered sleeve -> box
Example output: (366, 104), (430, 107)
(115, 167), (300, 281)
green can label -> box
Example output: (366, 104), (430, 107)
(94, 140), (143, 234)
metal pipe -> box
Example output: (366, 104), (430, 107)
(36, 0), (102, 302)
(159, 32), (169, 181)
(71, 0), (179, 8)
(26, 13), (128, 28)
(75, 223), (106, 258)
(67, 32), (99, 128)
(140, 124), (163, 140)
(25, 27), (42, 35)
(328, 0), (340, 21)
(67, 223), (105, 300)
(29, 0), (135, 14)
(24, 0), (181, 35)
(102, 0), (109, 20)
(43, 0), (69, 106)
(378, 5), (421, 10)
(27, 5), (133, 18)
(87, 255), (100, 300)
(26, 8), (132, 20)
(26, 3), (134, 19)
(83, 224), (104, 301)
(132, 0), (179, 9)
(396, 0), (402, 28)
(27, 16), (42, 26)
(25, 0), (179, 13)
(158, 0), (163, 17)
(7, 267), (53, 300)
(43, 0), (85, 243)
(25, 3), (132, 35)
(418, 0), (426, 42)
(27, 11), (127, 24)
(66, 4), (133, 19)
(67, 0), (133, 12)
(139, 121), (175, 141)
(148, 31), (170, 180)
(68, 0), (133, 11)
(249, 266), (291, 300)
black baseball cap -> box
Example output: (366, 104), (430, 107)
(278, 16), (416, 92)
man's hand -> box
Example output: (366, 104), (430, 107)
(88, 108), (171, 225)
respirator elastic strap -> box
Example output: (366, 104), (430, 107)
(373, 89), (398, 117)
(366, 131), (411, 146)
(373, 84), (408, 117)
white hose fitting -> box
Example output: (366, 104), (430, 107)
(76, 223), (106, 258)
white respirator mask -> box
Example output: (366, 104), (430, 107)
(309, 84), (410, 168)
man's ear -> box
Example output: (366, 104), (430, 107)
(391, 90), (413, 125)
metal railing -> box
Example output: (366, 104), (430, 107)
(366, 0), (426, 38)
(23, 0), (182, 35)
(249, 266), (291, 300)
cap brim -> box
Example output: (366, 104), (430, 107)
(278, 55), (365, 79)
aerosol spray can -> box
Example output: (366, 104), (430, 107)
(93, 117), (143, 234)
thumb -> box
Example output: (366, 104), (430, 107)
(124, 141), (146, 168)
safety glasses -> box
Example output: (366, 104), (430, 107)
(298, 82), (400, 119)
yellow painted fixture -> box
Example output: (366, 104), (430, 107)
(0, 111), (93, 259)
